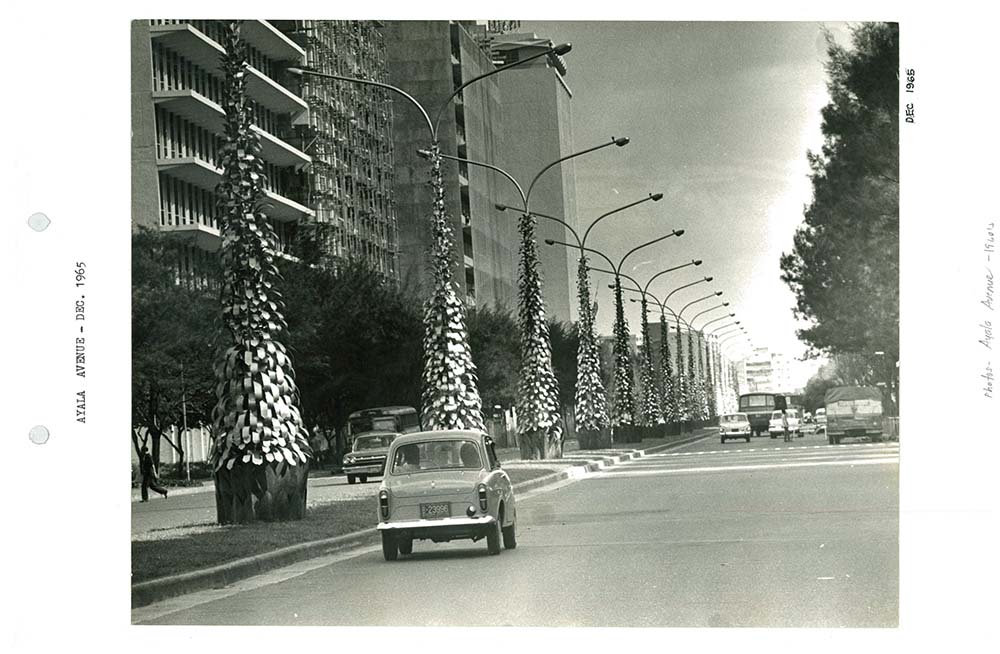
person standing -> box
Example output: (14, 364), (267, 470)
(139, 446), (168, 501)
(781, 409), (791, 443)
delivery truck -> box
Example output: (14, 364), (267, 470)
(824, 386), (884, 445)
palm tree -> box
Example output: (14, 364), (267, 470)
(637, 295), (662, 426)
(574, 255), (610, 445)
(210, 21), (312, 523)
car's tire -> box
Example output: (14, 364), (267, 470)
(347, 475), (356, 485)
(486, 521), (502, 555)
(360, 475), (368, 483)
(745, 435), (751, 443)
(720, 437), (726, 444)
(502, 516), (517, 550)
(398, 537), (413, 556)
(770, 433), (776, 439)
(381, 532), (398, 561)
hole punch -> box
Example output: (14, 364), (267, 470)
(29, 425), (50, 445)
(28, 212), (51, 232)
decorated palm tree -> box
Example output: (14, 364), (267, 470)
(420, 144), (486, 431)
(515, 211), (563, 458)
(660, 318), (677, 422)
(574, 255), (610, 444)
(675, 324), (689, 421)
(210, 21), (312, 523)
(705, 339), (717, 419)
(610, 278), (637, 430)
(637, 295), (662, 426)
(686, 329), (700, 421)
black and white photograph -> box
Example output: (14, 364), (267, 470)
(3, 2), (997, 650)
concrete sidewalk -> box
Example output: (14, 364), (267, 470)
(132, 429), (714, 609)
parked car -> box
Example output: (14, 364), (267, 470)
(768, 408), (801, 438)
(719, 412), (752, 443)
(343, 431), (399, 484)
(376, 430), (516, 560)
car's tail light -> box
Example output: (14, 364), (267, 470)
(378, 489), (389, 519)
(477, 484), (488, 511)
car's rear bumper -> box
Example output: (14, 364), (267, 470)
(378, 516), (497, 542)
(344, 463), (385, 475)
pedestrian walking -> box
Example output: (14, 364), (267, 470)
(781, 409), (791, 443)
(139, 446), (168, 501)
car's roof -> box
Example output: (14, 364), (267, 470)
(721, 412), (748, 418)
(390, 429), (487, 446)
(353, 431), (400, 438)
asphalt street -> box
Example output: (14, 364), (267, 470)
(135, 429), (898, 627)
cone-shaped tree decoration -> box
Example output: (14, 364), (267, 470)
(660, 318), (677, 422)
(574, 255), (610, 433)
(420, 144), (486, 432)
(637, 295), (662, 426)
(675, 324), (689, 421)
(610, 278), (637, 427)
(705, 340), (717, 419)
(514, 210), (563, 458)
(211, 21), (312, 524)
(686, 329), (700, 421)
(694, 332), (709, 420)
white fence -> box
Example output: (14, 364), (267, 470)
(132, 425), (213, 466)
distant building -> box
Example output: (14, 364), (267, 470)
(741, 347), (794, 393)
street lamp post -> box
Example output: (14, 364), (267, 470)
(678, 291), (724, 423)
(433, 139), (629, 458)
(289, 43), (569, 433)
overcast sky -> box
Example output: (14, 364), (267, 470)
(518, 21), (854, 389)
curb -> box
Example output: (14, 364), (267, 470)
(132, 429), (713, 609)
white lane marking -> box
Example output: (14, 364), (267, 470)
(586, 456), (898, 478)
(817, 577), (835, 581)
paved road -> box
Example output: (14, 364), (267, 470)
(136, 429), (898, 626)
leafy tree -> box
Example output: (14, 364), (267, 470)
(780, 22), (899, 408)
(210, 21), (312, 523)
(466, 305), (520, 413)
(132, 228), (218, 472)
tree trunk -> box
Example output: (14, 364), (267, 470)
(214, 459), (310, 524)
(518, 428), (545, 460)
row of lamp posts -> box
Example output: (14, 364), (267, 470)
(288, 40), (752, 457)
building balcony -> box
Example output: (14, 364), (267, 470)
(241, 20), (306, 64)
(157, 156), (313, 223)
(152, 89), (311, 168)
(160, 222), (222, 251)
(149, 22), (308, 120)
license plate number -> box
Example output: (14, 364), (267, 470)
(420, 502), (450, 519)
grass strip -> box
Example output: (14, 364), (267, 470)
(133, 466), (558, 583)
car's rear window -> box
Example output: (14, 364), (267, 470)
(720, 414), (746, 423)
(391, 440), (483, 474)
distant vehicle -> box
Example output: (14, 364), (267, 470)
(815, 408), (827, 431)
(738, 393), (779, 438)
(343, 431), (400, 484)
(376, 430), (516, 560)
(719, 412), (752, 443)
(347, 406), (421, 443)
(824, 386), (884, 444)
(769, 408), (801, 438)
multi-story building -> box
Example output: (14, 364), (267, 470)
(132, 20), (314, 275)
(492, 32), (576, 323)
(741, 347), (793, 393)
(275, 20), (399, 277)
(382, 21), (574, 317)
(132, 20), (399, 279)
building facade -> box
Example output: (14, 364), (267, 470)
(741, 346), (794, 393)
(132, 20), (399, 278)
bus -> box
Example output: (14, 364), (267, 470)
(347, 406), (421, 442)
(738, 392), (800, 438)
(738, 393), (777, 438)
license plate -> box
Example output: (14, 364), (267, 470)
(420, 502), (451, 519)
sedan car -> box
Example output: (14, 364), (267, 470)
(768, 409), (801, 438)
(343, 431), (399, 484)
(376, 430), (516, 561)
(719, 412), (752, 443)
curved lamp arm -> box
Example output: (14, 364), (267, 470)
(643, 259), (702, 295)
(525, 137), (630, 208)
(581, 192), (663, 248)
(503, 206), (583, 248)
(664, 276), (714, 303)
